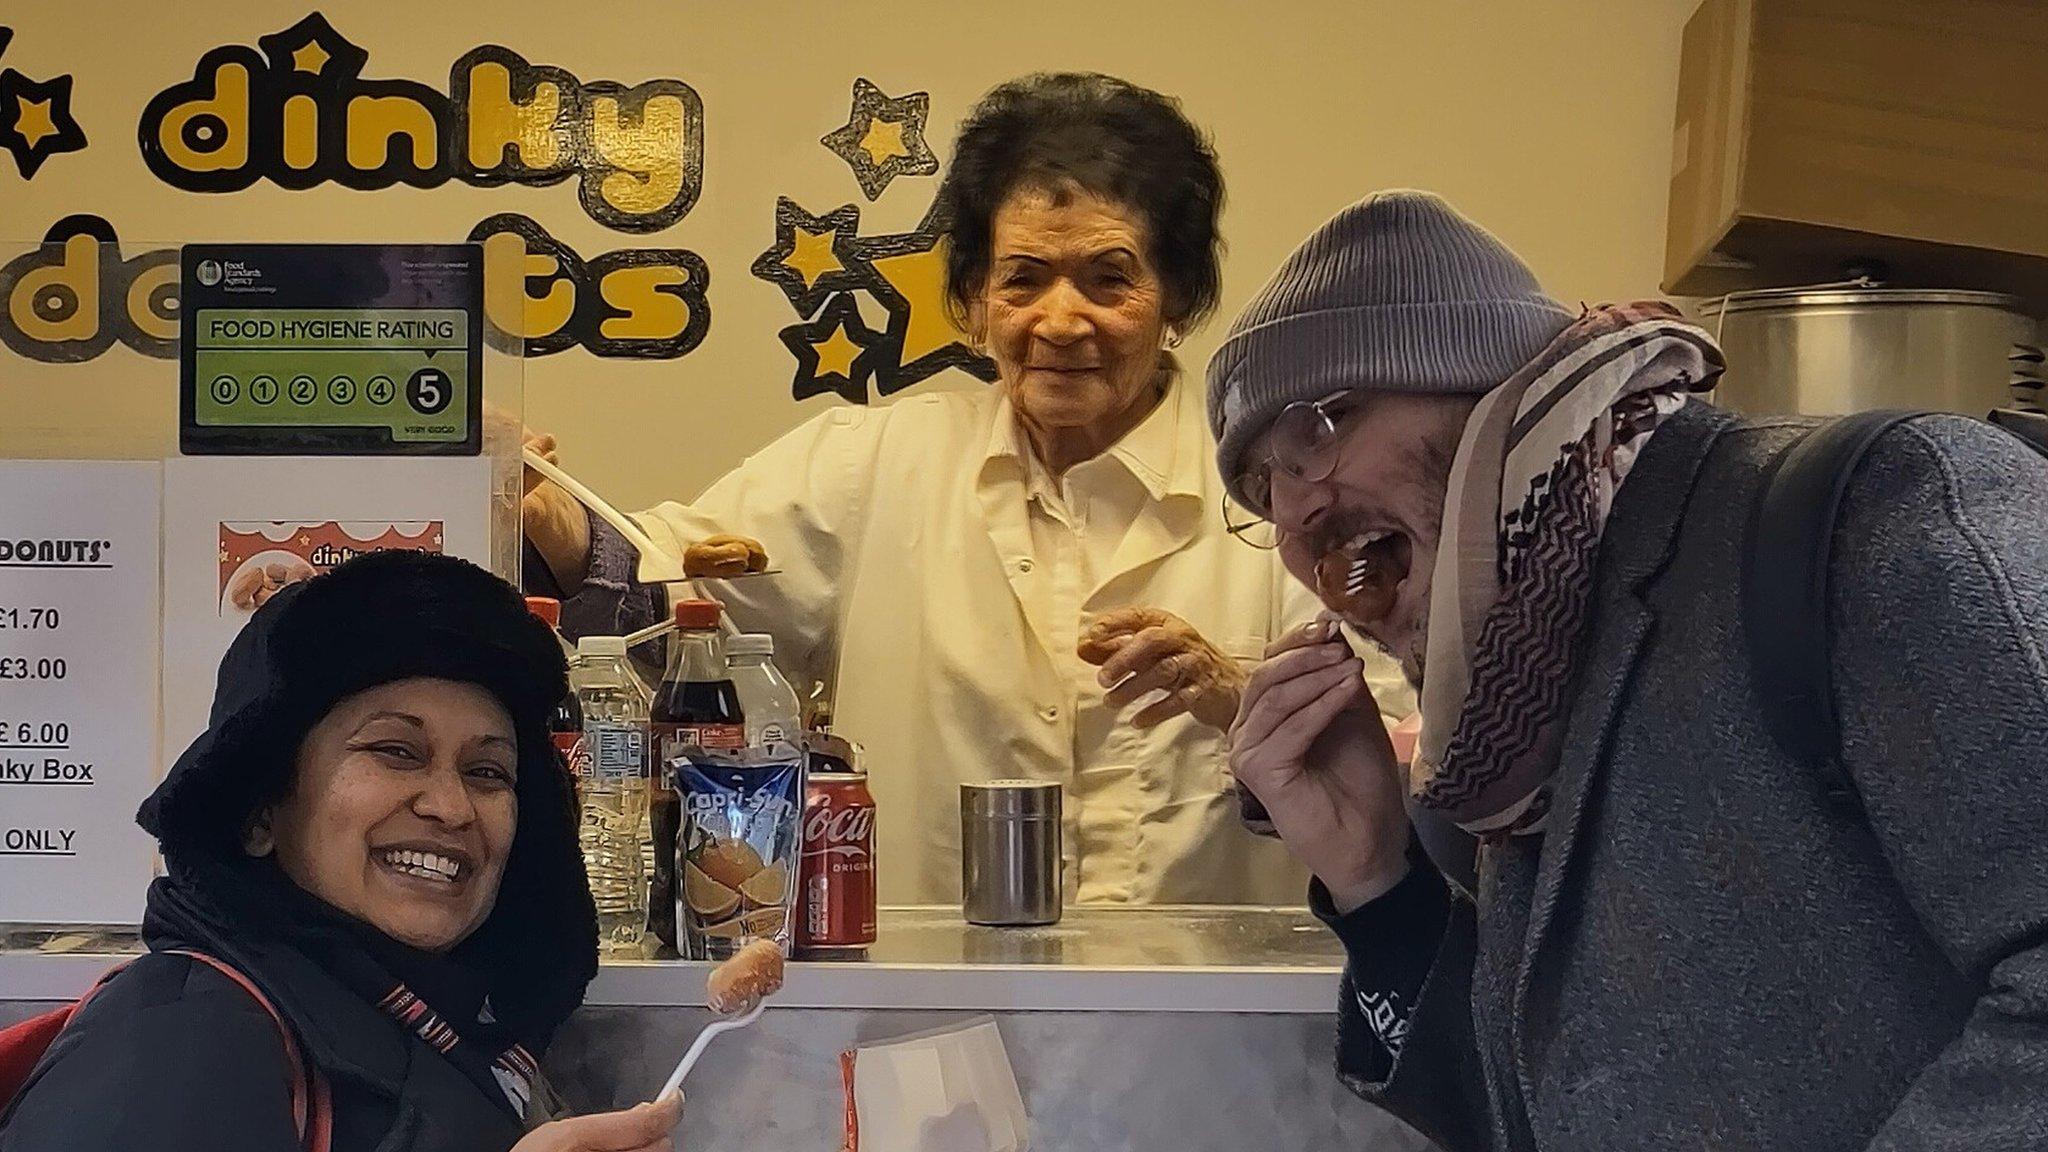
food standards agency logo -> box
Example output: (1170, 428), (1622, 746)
(194, 259), (223, 286)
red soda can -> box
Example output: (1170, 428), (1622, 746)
(798, 769), (876, 951)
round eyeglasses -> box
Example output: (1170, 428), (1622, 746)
(1224, 390), (1360, 550)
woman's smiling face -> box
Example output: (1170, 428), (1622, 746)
(249, 677), (519, 953)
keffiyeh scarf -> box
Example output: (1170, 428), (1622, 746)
(1411, 302), (1723, 836)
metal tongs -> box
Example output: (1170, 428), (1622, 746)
(522, 448), (779, 642)
(522, 447), (689, 585)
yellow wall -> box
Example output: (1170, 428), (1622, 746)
(3, 0), (1699, 506)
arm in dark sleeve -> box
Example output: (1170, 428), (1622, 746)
(523, 507), (670, 674)
(1829, 417), (2048, 1150)
(0, 957), (302, 1151)
(1312, 847), (1489, 1152)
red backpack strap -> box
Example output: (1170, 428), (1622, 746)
(166, 950), (332, 1152)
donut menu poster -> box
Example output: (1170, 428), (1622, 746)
(180, 244), (484, 456)
(161, 456), (494, 761)
(0, 461), (163, 925)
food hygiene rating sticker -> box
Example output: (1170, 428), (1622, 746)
(179, 243), (483, 456)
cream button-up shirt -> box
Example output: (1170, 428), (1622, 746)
(630, 380), (1414, 905)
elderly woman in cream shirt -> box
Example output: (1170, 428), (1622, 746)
(524, 73), (1410, 906)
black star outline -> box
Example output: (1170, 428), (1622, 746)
(778, 293), (888, 405)
(842, 201), (998, 396)
(820, 78), (939, 202)
(255, 11), (369, 82)
(749, 197), (869, 317)
(0, 69), (87, 180)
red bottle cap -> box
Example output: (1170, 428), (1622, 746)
(523, 596), (561, 627)
(672, 599), (722, 630)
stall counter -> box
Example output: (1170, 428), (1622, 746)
(1, 907), (1431, 1150)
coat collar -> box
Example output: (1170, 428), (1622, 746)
(155, 913), (415, 1095)
(972, 371), (1212, 651)
(979, 357), (1201, 504)
(1508, 400), (1735, 1066)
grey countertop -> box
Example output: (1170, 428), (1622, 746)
(1, 905), (1346, 1013)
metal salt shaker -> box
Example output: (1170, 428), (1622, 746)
(959, 780), (1063, 926)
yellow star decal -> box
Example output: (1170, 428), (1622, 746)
(859, 118), (909, 165)
(813, 326), (865, 380)
(869, 246), (969, 365)
(13, 97), (56, 149)
(291, 40), (331, 74)
(782, 226), (844, 288)
(820, 79), (940, 201)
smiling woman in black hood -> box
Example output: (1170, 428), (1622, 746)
(0, 552), (681, 1152)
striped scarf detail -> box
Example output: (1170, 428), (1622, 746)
(377, 985), (540, 1112)
(1411, 302), (1723, 836)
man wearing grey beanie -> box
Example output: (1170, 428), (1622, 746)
(1211, 190), (2048, 1150)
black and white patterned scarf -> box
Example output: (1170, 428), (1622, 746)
(1411, 302), (1722, 836)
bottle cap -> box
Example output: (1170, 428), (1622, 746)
(672, 599), (722, 630)
(727, 633), (774, 657)
(523, 596), (561, 628)
(577, 635), (629, 658)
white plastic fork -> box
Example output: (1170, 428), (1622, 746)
(657, 1000), (767, 1099)
(1345, 554), (1376, 598)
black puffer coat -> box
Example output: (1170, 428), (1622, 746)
(0, 552), (597, 1151)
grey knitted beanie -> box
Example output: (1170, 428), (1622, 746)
(1207, 190), (1575, 505)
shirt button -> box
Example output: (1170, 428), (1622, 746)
(1040, 706), (1060, 723)
(1016, 558), (1035, 573)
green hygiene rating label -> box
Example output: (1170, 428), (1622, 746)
(194, 308), (470, 442)
(179, 243), (483, 456)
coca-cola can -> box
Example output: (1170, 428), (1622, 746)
(798, 771), (876, 952)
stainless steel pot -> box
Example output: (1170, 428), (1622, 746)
(1697, 287), (2042, 416)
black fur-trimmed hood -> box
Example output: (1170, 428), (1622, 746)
(137, 549), (597, 1044)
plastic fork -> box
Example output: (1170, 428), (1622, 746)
(656, 1000), (767, 1100)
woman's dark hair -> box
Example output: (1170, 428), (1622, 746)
(935, 72), (1225, 332)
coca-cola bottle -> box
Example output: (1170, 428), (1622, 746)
(647, 599), (744, 955)
(524, 597), (584, 777)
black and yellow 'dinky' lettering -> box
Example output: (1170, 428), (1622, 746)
(137, 12), (704, 234)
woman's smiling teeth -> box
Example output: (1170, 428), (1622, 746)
(382, 849), (462, 883)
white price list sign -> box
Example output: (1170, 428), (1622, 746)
(0, 461), (162, 925)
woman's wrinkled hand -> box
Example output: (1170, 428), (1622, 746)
(520, 426), (593, 590)
(1079, 608), (1248, 731)
(511, 1092), (683, 1152)
(683, 534), (769, 578)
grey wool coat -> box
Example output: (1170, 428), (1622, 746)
(1336, 401), (2048, 1150)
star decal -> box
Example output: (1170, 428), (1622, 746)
(821, 78), (938, 201)
(0, 69), (86, 179)
(291, 40), (331, 75)
(750, 197), (868, 317)
(845, 204), (998, 396)
(860, 117), (909, 165)
(257, 12), (367, 82)
(0, 29), (13, 60)
(779, 293), (888, 405)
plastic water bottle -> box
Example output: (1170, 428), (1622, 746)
(573, 635), (653, 953)
(727, 634), (803, 757)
